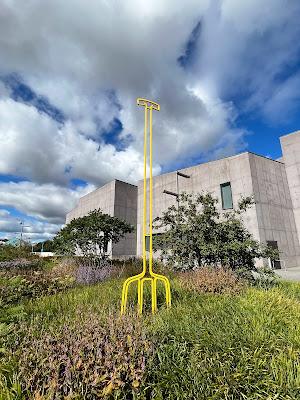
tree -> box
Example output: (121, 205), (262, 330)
(53, 209), (134, 257)
(153, 192), (278, 274)
(33, 240), (55, 252)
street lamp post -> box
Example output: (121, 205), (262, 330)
(163, 170), (191, 207)
(19, 221), (30, 247)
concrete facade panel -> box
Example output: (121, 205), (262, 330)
(249, 152), (300, 268)
(281, 131), (300, 247)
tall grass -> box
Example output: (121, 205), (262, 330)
(1, 276), (300, 399)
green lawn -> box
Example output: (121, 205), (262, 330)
(1, 278), (300, 399)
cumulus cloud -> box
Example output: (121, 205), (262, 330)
(0, 209), (61, 242)
(0, 97), (155, 186)
(0, 0), (299, 236)
(0, 181), (96, 224)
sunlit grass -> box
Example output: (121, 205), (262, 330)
(1, 278), (300, 398)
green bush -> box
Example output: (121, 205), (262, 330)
(0, 257), (75, 308)
(0, 245), (32, 262)
(153, 192), (278, 273)
(0, 273), (75, 308)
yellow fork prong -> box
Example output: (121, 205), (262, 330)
(138, 279), (144, 314)
(151, 277), (157, 314)
(154, 274), (171, 308)
(121, 275), (140, 315)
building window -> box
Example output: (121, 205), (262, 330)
(145, 233), (162, 252)
(220, 182), (233, 209)
(145, 235), (150, 252)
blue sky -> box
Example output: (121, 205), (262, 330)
(0, 0), (299, 241)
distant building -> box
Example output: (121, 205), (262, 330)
(67, 130), (300, 269)
(66, 180), (137, 258)
(6, 237), (21, 246)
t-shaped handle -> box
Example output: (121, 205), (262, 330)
(137, 98), (160, 111)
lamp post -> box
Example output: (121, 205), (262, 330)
(19, 221), (30, 247)
(163, 170), (191, 207)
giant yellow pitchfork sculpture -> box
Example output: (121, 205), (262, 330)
(121, 98), (171, 314)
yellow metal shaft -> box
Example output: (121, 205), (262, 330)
(121, 98), (171, 314)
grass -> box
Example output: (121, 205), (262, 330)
(1, 275), (300, 399)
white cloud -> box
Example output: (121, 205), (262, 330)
(0, 0), (299, 237)
(0, 209), (61, 242)
(0, 0), (247, 171)
(0, 181), (95, 224)
(0, 98), (155, 186)
(0, 210), (10, 217)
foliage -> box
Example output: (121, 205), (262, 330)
(0, 245), (32, 262)
(254, 265), (280, 289)
(9, 311), (152, 399)
(75, 257), (117, 284)
(178, 266), (245, 294)
(53, 209), (134, 257)
(0, 258), (75, 308)
(0, 274), (74, 309)
(32, 239), (55, 252)
(0, 258), (38, 271)
(153, 192), (278, 273)
(2, 277), (300, 399)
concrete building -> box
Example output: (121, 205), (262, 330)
(66, 130), (300, 268)
(66, 179), (137, 258)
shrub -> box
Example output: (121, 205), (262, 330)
(50, 256), (78, 278)
(12, 311), (153, 399)
(153, 192), (278, 272)
(53, 209), (133, 257)
(0, 245), (32, 262)
(74, 256), (117, 284)
(178, 266), (245, 295)
(0, 273), (75, 308)
(0, 258), (75, 308)
(0, 258), (45, 274)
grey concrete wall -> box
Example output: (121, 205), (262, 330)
(249, 153), (300, 268)
(66, 180), (116, 255)
(66, 181), (115, 223)
(66, 180), (137, 258)
(112, 180), (137, 257)
(281, 131), (300, 264)
(137, 152), (259, 258)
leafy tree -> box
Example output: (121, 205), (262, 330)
(153, 192), (278, 274)
(33, 240), (55, 252)
(53, 209), (134, 257)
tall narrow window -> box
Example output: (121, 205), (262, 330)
(220, 182), (233, 209)
(145, 233), (162, 252)
(145, 235), (150, 252)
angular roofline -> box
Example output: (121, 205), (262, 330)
(247, 151), (284, 164)
(72, 179), (137, 204)
(137, 150), (284, 184)
(280, 130), (300, 139)
(114, 179), (137, 188)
